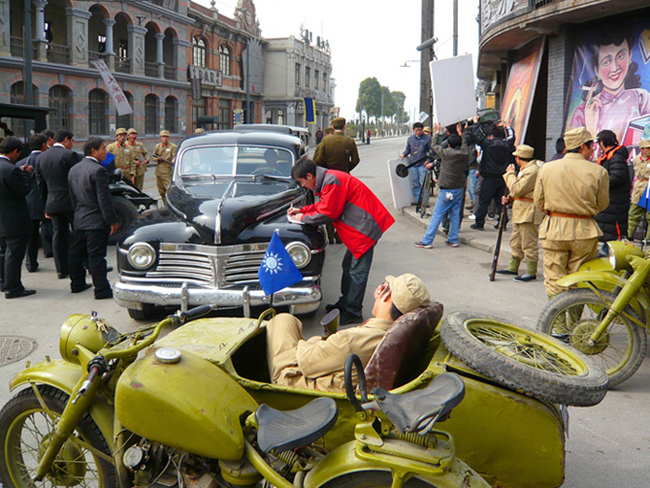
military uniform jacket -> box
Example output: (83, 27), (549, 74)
(503, 162), (543, 225)
(291, 317), (393, 392)
(106, 142), (136, 178)
(153, 142), (178, 177)
(534, 153), (610, 241)
(128, 141), (149, 177)
(313, 132), (360, 173)
(631, 154), (650, 205)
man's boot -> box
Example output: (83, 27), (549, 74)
(514, 261), (538, 282)
(496, 257), (520, 275)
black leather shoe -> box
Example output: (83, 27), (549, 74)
(6, 289), (36, 299)
(551, 333), (570, 343)
(339, 311), (363, 326)
(496, 269), (518, 275)
(513, 274), (537, 283)
(95, 290), (114, 300)
(71, 283), (93, 294)
(325, 303), (341, 313)
(27, 265), (39, 273)
(106, 266), (114, 273)
(469, 223), (484, 230)
(57, 273), (69, 279)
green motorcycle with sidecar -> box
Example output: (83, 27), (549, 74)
(0, 303), (607, 488)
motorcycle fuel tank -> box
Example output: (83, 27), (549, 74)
(116, 347), (258, 460)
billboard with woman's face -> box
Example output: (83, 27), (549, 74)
(566, 17), (650, 148)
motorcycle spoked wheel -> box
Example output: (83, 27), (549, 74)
(0, 385), (117, 488)
(441, 312), (609, 406)
(319, 471), (435, 487)
(537, 289), (647, 388)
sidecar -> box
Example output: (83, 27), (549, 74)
(155, 306), (568, 488)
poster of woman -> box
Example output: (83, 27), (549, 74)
(566, 18), (650, 146)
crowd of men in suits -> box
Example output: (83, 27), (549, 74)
(0, 130), (117, 300)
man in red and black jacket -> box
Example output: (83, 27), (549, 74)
(289, 159), (395, 325)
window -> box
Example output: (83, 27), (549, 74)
(49, 85), (72, 131)
(295, 63), (301, 86)
(193, 37), (206, 67)
(116, 92), (134, 130)
(323, 72), (327, 92)
(165, 96), (177, 133)
(89, 89), (108, 135)
(219, 45), (231, 75)
(10, 82), (39, 135)
(305, 67), (310, 88)
(145, 94), (159, 134)
(218, 99), (230, 130)
(192, 98), (206, 131)
(314, 70), (319, 90)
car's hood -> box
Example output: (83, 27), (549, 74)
(166, 177), (303, 244)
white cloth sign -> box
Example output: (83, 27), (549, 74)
(92, 60), (133, 116)
(387, 159), (413, 209)
(429, 54), (475, 126)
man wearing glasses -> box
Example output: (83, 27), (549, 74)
(266, 273), (430, 392)
(534, 127), (610, 337)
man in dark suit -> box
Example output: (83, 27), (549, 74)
(0, 137), (36, 299)
(18, 133), (49, 273)
(35, 129), (81, 279)
(68, 137), (118, 299)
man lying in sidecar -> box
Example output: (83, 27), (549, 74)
(267, 273), (430, 391)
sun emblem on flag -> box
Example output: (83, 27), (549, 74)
(262, 252), (283, 274)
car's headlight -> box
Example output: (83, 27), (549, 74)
(127, 243), (156, 269)
(286, 242), (311, 269)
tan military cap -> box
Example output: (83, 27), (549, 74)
(331, 117), (346, 129)
(195, 128), (205, 134)
(513, 144), (534, 159)
(423, 126), (432, 133)
(127, 128), (137, 135)
(639, 139), (650, 149)
(115, 127), (127, 136)
(385, 273), (430, 314)
(160, 130), (170, 137)
(564, 127), (594, 151)
(324, 127), (335, 135)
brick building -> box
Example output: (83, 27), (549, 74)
(477, 0), (650, 159)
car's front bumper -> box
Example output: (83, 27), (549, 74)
(113, 278), (322, 316)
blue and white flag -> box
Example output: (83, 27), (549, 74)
(258, 231), (303, 296)
(638, 181), (650, 210)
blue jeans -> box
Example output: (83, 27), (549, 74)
(422, 188), (463, 245)
(410, 164), (427, 203)
(468, 169), (478, 206)
(336, 245), (374, 316)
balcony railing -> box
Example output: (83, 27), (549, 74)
(164, 66), (176, 80)
(46, 43), (71, 65)
(88, 51), (108, 62)
(115, 56), (131, 73)
(10, 37), (37, 59)
(145, 61), (159, 77)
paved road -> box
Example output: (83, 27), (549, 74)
(0, 136), (648, 487)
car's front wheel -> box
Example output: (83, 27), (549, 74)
(128, 304), (157, 321)
(109, 196), (139, 245)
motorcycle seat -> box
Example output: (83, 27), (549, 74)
(371, 372), (465, 435)
(255, 397), (338, 453)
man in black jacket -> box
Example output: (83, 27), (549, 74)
(594, 129), (630, 255)
(35, 129), (81, 279)
(68, 137), (118, 299)
(0, 137), (35, 299)
(469, 118), (515, 230)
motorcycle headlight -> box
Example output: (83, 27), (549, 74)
(607, 241), (644, 271)
(127, 243), (156, 269)
(286, 242), (311, 269)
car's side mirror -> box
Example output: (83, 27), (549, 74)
(112, 168), (123, 183)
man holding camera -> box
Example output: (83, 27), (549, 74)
(469, 117), (515, 230)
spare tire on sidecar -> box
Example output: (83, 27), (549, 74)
(440, 312), (609, 407)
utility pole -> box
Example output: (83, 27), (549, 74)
(419, 0), (434, 121)
(381, 93), (384, 137)
(453, 0), (458, 56)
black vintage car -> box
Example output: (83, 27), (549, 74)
(114, 130), (327, 319)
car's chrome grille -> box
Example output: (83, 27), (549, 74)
(225, 249), (267, 283)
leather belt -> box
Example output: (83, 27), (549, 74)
(514, 197), (534, 202)
(548, 211), (592, 219)
(638, 178), (649, 181)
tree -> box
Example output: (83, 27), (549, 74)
(356, 78), (382, 121)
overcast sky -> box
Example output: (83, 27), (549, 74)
(202, 0), (480, 122)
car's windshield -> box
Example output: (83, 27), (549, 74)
(179, 145), (294, 177)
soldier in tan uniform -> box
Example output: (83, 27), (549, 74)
(126, 128), (149, 190)
(534, 128), (609, 334)
(497, 144), (543, 282)
(106, 128), (136, 180)
(152, 130), (178, 200)
(313, 117), (360, 173)
(627, 139), (650, 241)
(266, 273), (430, 392)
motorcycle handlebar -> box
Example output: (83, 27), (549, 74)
(179, 304), (214, 321)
